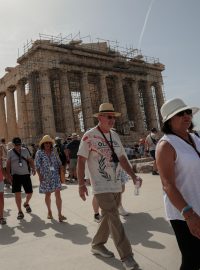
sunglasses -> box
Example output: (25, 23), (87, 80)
(44, 142), (52, 145)
(176, 109), (192, 117)
(15, 143), (21, 146)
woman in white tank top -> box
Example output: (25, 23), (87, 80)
(156, 98), (200, 270)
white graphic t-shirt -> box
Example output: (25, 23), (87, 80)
(78, 127), (124, 194)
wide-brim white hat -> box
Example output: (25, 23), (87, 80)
(93, 103), (121, 117)
(39, 135), (54, 147)
(161, 98), (199, 123)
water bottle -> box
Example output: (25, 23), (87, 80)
(134, 177), (141, 196)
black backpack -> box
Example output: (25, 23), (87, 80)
(55, 144), (66, 165)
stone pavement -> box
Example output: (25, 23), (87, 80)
(0, 173), (180, 270)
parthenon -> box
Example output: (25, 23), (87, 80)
(0, 34), (165, 144)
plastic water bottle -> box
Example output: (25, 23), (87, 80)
(134, 177), (141, 196)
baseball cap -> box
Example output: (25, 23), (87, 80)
(12, 137), (22, 145)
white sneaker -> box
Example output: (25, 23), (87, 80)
(118, 206), (129, 216)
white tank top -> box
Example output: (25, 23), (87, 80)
(158, 133), (200, 220)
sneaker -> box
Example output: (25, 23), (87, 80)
(94, 213), (102, 223)
(118, 206), (129, 216)
(122, 256), (139, 270)
(91, 245), (114, 258)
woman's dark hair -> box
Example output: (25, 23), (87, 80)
(161, 120), (173, 134)
(162, 120), (195, 134)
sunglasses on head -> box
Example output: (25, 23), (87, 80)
(176, 109), (192, 117)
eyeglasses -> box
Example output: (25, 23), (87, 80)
(176, 109), (192, 117)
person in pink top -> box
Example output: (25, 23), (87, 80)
(0, 148), (6, 225)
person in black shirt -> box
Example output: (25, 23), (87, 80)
(66, 133), (80, 182)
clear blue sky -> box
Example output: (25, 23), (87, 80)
(0, 0), (200, 128)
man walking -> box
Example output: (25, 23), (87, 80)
(145, 128), (159, 175)
(6, 137), (36, 220)
(77, 103), (142, 270)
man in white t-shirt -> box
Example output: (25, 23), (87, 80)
(145, 128), (159, 175)
(77, 103), (142, 270)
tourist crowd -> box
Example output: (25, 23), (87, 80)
(1, 99), (200, 270)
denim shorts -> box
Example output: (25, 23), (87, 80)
(0, 181), (4, 193)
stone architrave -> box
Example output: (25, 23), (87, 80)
(60, 71), (75, 134)
(0, 93), (8, 140)
(115, 75), (129, 134)
(39, 71), (56, 136)
(6, 88), (18, 140)
(131, 80), (145, 132)
(81, 72), (94, 129)
(16, 81), (29, 140)
(99, 73), (109, 103)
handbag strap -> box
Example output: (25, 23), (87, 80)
(13, 148), (28, 163)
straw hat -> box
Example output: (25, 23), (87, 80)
(93, 103), (121, 117)
(161, 98), (199, 123)
(39, 135), (54, 147)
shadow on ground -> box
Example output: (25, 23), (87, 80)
(123, 212), (174, 249)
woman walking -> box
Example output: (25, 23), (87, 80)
(35, 135), (66, 222)
(156, 98), (200, 270)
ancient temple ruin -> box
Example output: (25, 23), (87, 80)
(0, 34), (165, 144)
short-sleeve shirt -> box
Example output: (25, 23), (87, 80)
(7, 148), (31, 175)
(145, 133), (158, 151)
(78, 126), (124, 194)
(67, 140), (80, 159)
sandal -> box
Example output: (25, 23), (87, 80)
(23, 203), (32, 213)
(47, 212), (53, 219)
(17, 211), (24, 220)
(59, 215), (67, 222)
(0, 217), (6, 225)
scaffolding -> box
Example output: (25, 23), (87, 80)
(0, 32), (165, 144)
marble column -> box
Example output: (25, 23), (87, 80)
(99, 73), (109, 103)
(131, 80), (145, 132)
(39, 70), (56, 137)
(6, 88), (18, 140)
(155, 82), (165, 126)
(115, 75), (129, 134)
(26, 75), (38, 140)
(143, 81), (158, 129)
(16, 81), (29, 141)
(81, 72), (94, 129)
(60, 71), (75, 134)
(0, 93), (8, 140)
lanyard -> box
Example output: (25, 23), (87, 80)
(97, 126), (115, 153)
